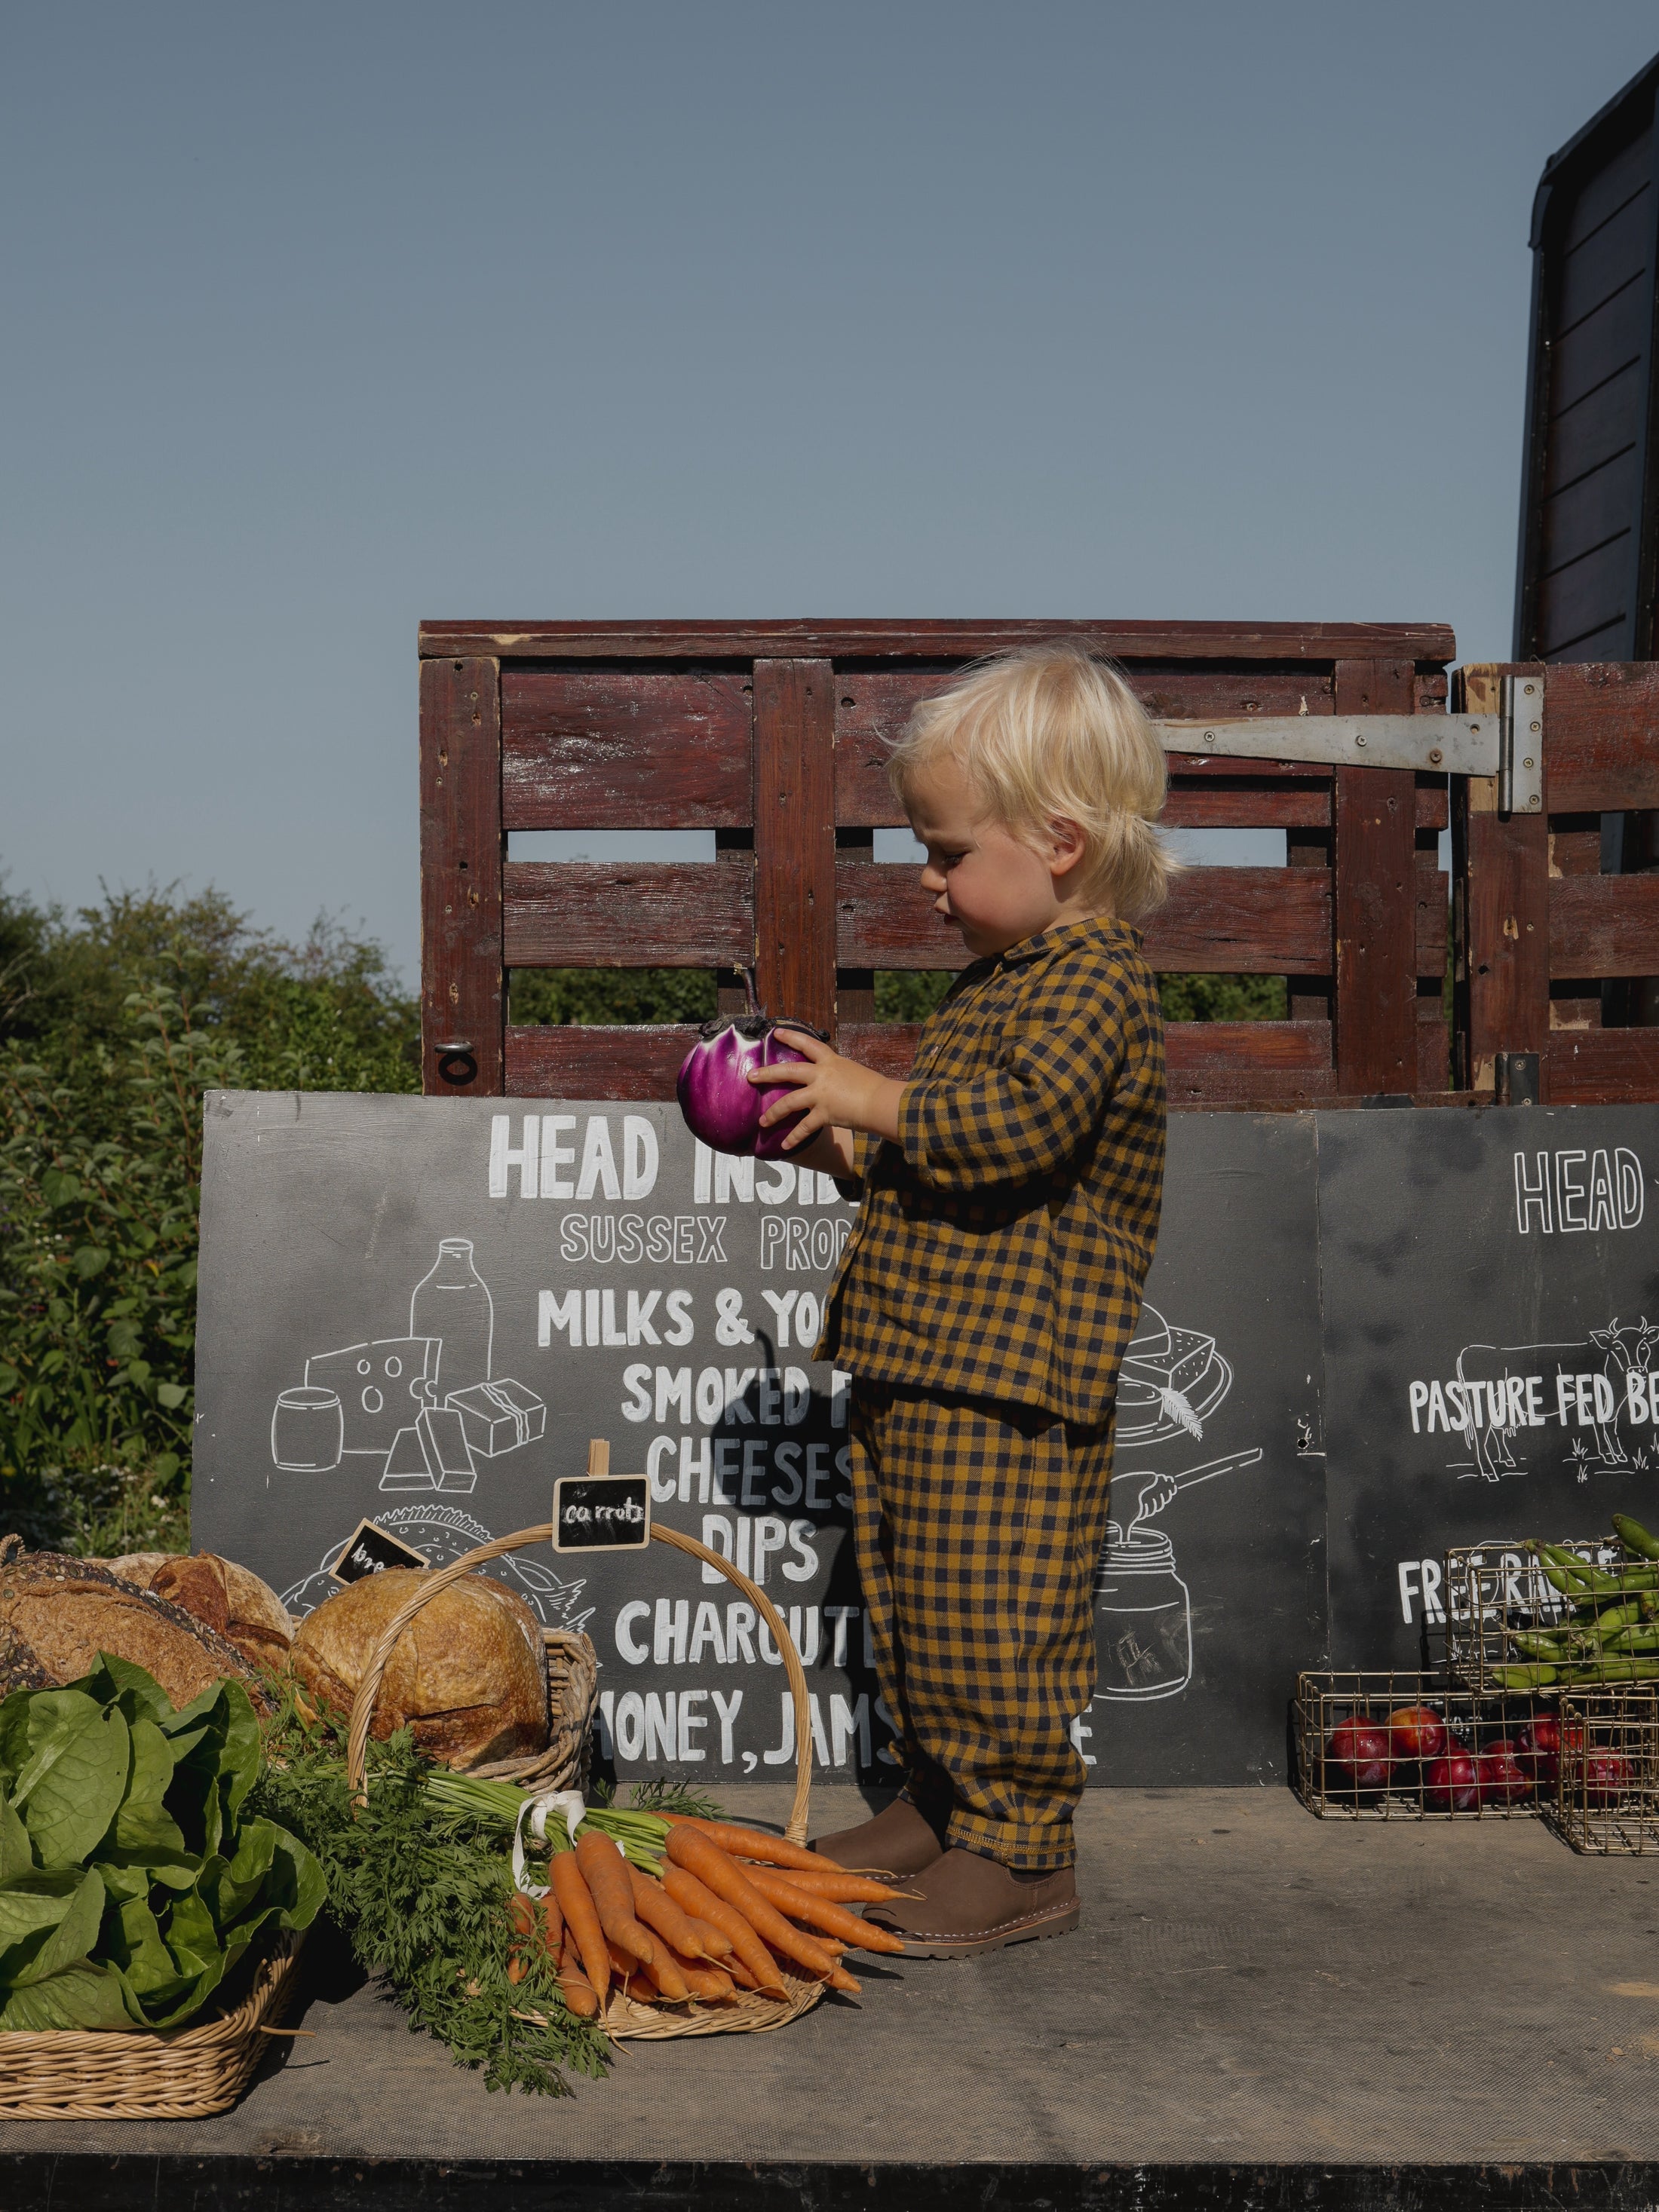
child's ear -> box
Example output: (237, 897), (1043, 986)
(1047, 817), (1087, 879)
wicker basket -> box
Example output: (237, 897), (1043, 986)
(345, 1499), (821, 2040)
(0, 1933), (305, 2121)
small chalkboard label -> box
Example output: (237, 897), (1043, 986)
(553, 1475), (651, 1553)
(330, 1517), (431, 1584)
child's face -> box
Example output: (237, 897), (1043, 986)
(905, 755), (1089, 960)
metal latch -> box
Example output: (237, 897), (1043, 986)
(1498, 675), (1544, 816)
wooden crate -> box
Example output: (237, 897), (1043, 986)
(419, 620), (1455, 1104)
(1457, 660), (1659, 1101)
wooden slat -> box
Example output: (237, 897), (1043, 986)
(1417, 993), (1450, 1093)
(505, 1024), (695, 1100)
(833, 859), (1331, 973)
(1415, 857), (1449, 979)
(1332, 661), (1421, 1094)
(1547, 1027), (1659, 1104)
(1457, 666), (1550, 1092)
(425, 619), (1457, 663)
(1550, 872), (1659, 977)
(420, 657), (504, 1095)
(502, 861), (751, 968)
(501, 669), (753, 829)
(1167, 1021), (1330, 1073)
(1167, 1065), (1339, 1106)
(838, 1022), (924, 1080)
(1542, 663), (1659, 810)
(755, 661), (837, 1033)
(1163, 784), (1331, 829)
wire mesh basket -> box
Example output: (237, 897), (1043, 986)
(1295, 1671), (1553, 1819)
(1549, 1689), (1659, 1855)
(1441, 1536), (1642, 1693)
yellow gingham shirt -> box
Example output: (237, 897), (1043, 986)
(817, 915), (1165, 1424)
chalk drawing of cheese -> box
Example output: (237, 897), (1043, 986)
(305, 1337), (440, 1454)
(1116, 1305), (1229, 1442)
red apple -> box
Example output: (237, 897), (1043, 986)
(1386, 1705), (1448, 1761)
(1477, 1743), (1532, 1806)
(1326, 1717), (1392, 1791)
(1514, 1714), (1561, 1786)
(1424, 1751), (1480, 1811)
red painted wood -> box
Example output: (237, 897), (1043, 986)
(425, 618), (1456, 663)
(1455, 667), (1550, 1094)
(505, 1023), (697, 1099)
(501, 668), (753, 829)
(1547, 1029), (1659, 1103)
(502, 860), (752, 968)
(1550, 872), (1659, 977)
(420, 657), (504, 1095)
(1541, 663), (1659, 812)
(1332, 660), (1421, 1094)
(832, 859), (1331, 974)
(755, 660), (837, 1034)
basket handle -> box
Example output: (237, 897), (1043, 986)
(344, 1515), (814, 1846)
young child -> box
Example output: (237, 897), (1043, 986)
(749, 639), (1170, 1957)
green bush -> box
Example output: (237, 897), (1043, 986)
(0, 887), (418, 1555)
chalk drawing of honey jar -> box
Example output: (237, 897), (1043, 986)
(1094, 1450), (1263, 1701)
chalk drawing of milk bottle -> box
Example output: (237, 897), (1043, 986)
(410, 1238), (494, 1396)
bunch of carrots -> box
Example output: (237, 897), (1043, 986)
(504, 1813), (907, 2019)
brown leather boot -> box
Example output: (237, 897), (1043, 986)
(808, 1794), (945, 1877)
(863, 1846), (1078, 1956)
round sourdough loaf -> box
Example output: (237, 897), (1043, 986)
(110, 1551), (294, 1669)
(0, 1547), (268, 1710)
(290, 1568), (548, 1769)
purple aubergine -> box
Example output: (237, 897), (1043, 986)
(676, 1018), (811, 1158)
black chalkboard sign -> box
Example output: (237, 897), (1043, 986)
(330, 1516), (431, 1583)
(554, 1475), (651, 1553)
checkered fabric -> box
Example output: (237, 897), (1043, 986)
(850, 1384), (1117, 1869)
(819, 914), (1166, 1423)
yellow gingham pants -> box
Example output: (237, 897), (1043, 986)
(848, 1384), (1115, 1871)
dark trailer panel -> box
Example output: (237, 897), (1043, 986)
(1515, 51), (1659, 665)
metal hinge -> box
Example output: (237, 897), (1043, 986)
(1498, 674), (1544, 816)
(1157, 713), (1500, 776)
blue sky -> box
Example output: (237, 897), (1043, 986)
(4, 5), (1657, 978)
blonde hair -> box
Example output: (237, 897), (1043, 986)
(887, 639), (1176, 921)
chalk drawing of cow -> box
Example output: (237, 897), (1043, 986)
(1584, 1317), (1659, 1469)
(1454, 1345), (1523, 1481)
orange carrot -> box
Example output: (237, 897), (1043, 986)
(824, 1962), (862, 1995)
(508, 1891), (535, 1939)
(746, 1867), (908, 1953)
(762, 1867), (906, 1904)
(557, 1935), (600, 2019)
(722, 1950), (760, 1990)
(506, 1952), (526, 1984)
(575, 1831), (656, 1964)
(661, 1864), (787, 1997)
(550, 1851), (610, 2008)
(686, 1914), (733, 1959)
(665, 1827), (839, 1978)
(636, 1947), (692, 2003)
(667, 1952), (737, 2002)
(540, 1890), (563, 1957)
(662, 1812), (825, 1873)
(627, 1864), (712, 1959)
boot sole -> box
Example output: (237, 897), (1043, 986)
(877, 1899), (1081, 1959)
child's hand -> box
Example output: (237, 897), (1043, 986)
(750, 1030), (906, 1153)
